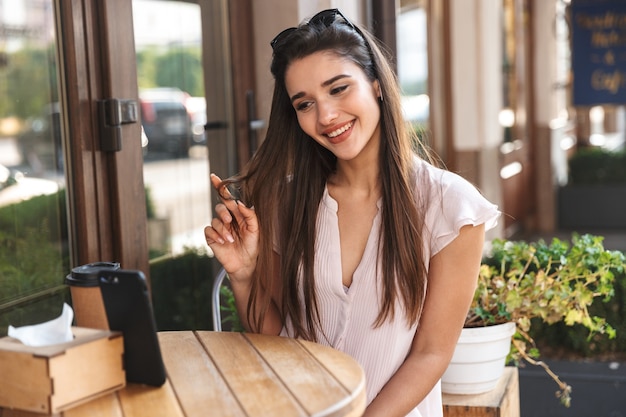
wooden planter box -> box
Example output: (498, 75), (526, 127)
(443, 367), (520, 417)
(0, 327), (125, 414)
(558, 185), (626, 229)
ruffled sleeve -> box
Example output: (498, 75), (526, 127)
(416, 159), (500, 260)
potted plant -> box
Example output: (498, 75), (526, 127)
(443, 233), (625, 407)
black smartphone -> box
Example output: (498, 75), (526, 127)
(99, 269), (166, 387)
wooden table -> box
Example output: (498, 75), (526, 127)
(0, 331), (366, 417)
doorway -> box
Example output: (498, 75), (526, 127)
(132, 0), (237, 330)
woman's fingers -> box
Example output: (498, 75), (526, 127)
(210, 173), (247, 225)
(210, 173), (253, 228)
(236, 200), (258, 234)
(205, 175), (259, 281)
(204, 222), (226, 245)
(214, 203), (233, 224)
(211, 173), (234, 201)
(206, 215), (234, 244)
(207, 202), (256, 246)
(210, 173), (225, 193)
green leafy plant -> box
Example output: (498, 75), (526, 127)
(466, 234), (625, 407)
(219, 285), (245, 332)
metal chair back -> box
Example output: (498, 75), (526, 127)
(211, 267), (227, 331)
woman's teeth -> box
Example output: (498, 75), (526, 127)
(327, 121), (353, 138)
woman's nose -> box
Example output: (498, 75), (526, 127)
(317, 100), (338, 126)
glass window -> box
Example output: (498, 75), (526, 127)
(133, 0), (210, 257)
(133, 0), (216, 330)
(0, 0), (70, 335)
(397, 2), (430, 130)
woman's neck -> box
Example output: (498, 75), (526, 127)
(331, 159), (380, 199)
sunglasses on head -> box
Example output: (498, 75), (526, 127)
(270, 8), (357, 50)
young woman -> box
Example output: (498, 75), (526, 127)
(204, 9), (500, 417)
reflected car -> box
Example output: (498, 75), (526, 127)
(140, 88), (193, 158)
(0, 164), (60, 208)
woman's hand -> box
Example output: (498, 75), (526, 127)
(204, 174), (259, 284)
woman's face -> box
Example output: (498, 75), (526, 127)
(284, 51), (381, 162)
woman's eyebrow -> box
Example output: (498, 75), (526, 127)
(322, 74), (351, 87)
(290, 74), (352, 103)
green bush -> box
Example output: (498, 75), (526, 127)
(568, 147), (626, 185)
(149, 248), (245, 332)
(149, 248), (219, 331)
(0, 189), (68, 244)
(514, 232), (626, 358)
(530, 267), (626, 358)
(0, 190), (70, 335)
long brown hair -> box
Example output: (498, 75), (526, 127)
(222, 11), (437, 341)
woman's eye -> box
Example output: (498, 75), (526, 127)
(330, 85), (348, 95)
(295, 101), (312, 111)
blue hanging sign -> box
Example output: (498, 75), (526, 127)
(571, 0), (626, 105)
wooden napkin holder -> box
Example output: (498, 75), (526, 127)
(0, 326), (125, 414)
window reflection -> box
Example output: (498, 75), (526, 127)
(397, 4), (430, 129)
(133, 0), (218, 332)
(133, 0), (210, 259)
(0, 0), (69, 335)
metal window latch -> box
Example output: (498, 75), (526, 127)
(98, 98), (138, 152)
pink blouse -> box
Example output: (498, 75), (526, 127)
(280, 158), (500, 417)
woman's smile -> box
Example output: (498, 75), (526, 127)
(324, 120), (354, 142)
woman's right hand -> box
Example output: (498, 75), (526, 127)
(204, 174), (259, 284)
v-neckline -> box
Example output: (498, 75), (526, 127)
(322, 186), (382, 292)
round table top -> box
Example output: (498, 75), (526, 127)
(158, 331), (367, 417)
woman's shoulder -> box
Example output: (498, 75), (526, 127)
(412, 156), (500, 256)
(411, 155), (476, 196)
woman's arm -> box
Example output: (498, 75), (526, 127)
(205, 174), (284, 334)
(363, 223), (485, 417)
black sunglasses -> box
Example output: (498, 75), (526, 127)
(270, 8), (357, 50)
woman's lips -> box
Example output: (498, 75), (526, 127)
(324, 120), (354, 143)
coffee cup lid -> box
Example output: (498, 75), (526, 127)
(65, 262), (120, 287)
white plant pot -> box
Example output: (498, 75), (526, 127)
(441, 321), (516, 395)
